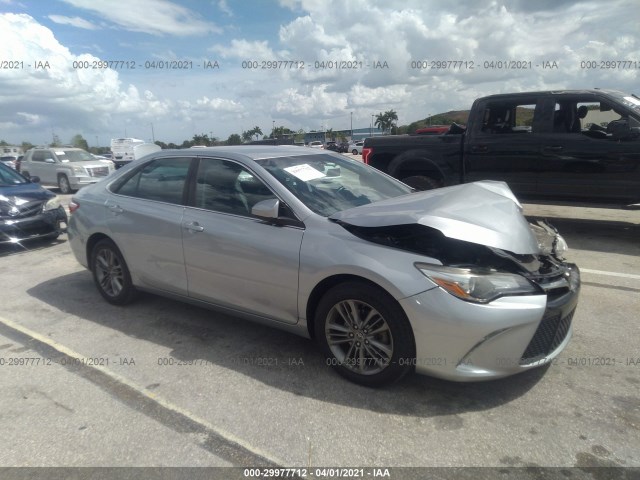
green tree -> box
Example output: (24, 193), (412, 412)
(0, 140), (8, 146)
(241, 130), (253, 142)
(375, 110), (398, 134)
(251, 126), (263, 140)
(326, 128), (334, 141)
(21, 141), (35, 152)
(71, 134), (89, 150)
(154, 140), (168, 149)
(227, 133), (242, 145)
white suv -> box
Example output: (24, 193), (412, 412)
(21, 147), (115, 194)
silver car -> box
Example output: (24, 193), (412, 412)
(20, 147), (115, 194)
(67, 146), (580, 386)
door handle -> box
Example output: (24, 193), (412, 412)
(183, 221), (204, 233)
(543, 145), (564, 152)
(107, 204), (123, 214)
(471, 145), (489, 153)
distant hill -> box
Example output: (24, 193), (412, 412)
(401, 107), (534, 133)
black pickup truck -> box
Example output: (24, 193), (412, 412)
(363, 89), (640, 208)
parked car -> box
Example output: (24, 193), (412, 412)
(325, 141), (349, 152)
(0, 162), (67, 244)
(68, 146), (579, 387)
(415, 125), (451, 135)
(0, 155), (18, 170)
(350, 141), (364, 155)
(307, 141), (323, 148)
(20, 147), (116, 194)
(324, 141), (339, 152)
(363, 89), (640, 207)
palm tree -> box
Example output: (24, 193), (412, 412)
(384, 110), (398, 134)
(374, 113), (386, 133)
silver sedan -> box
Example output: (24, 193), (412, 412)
(67, 146), (580, 387)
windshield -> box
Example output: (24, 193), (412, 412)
(256, 154), (411, 216)
(0, 164), (28, 186)
(607, 92), (640, 116)
(57, 150), (95, 162)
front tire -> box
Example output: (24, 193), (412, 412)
(352, 149), (358, 155)
(315, 282), (415, 387)
(90, 239), (138, 305)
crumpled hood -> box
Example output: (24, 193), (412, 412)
(329, 181), (540, 254)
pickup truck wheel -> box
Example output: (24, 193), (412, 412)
(352, 149), (358, 155)
(57, 174), (75, 194)
(401, 175), (440, 191)
(21, 170), (30, 179)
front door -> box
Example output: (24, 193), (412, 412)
(182, 157), (304, 324)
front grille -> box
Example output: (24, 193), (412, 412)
(0, 200), (45, 219)
(87, 166), (109, 177)
(520, 308), (575, 364)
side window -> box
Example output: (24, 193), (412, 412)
(480, 102), (536, 134)
(32, 151), (47, 162)
(552, 100), (631, 140)
(195, 158), (276, 216)
(114, 157), (190, 204)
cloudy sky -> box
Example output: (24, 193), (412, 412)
(0, 0), (638, 146)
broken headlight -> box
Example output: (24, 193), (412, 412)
(416, 263), (541, 303)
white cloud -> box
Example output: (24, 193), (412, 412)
(61, 0), (222, 36)
(0, 14), (173, 142)
(209, 39), (275, 60)
(218, 0), (233, 17)
(48, 15), (98, 30)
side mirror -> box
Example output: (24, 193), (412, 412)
(251, 198), (280, 219)
(44, 158), (55, 163)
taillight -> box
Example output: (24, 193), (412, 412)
(68, 200), (80, 214)
(362, 147), (372, 164)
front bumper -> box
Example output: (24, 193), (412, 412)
(0, 206), (68, 244)
(400, 268), (580, 381)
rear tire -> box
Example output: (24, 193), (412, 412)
(90, 239), (138, 305)
(315, 281), (415, 387)
(400, 175), (441, 191)
(21, 170), (30, 179)
(352, 149), (358, 155)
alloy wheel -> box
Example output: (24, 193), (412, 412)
(325, 299), (394, 375)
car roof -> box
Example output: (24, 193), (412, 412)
(147, 145), (339, 161)
(479, 89), (629, 101)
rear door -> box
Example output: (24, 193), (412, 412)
(464, 96), (546, 197)
(106, 156), (192, 295)
(181, 157), (304, 324)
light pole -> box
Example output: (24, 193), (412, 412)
(370, 115), (374, 137)
(350, 112), (353, 139)
(272, 120), (275, 138)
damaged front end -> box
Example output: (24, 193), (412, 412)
(330, 182), (580, 374)
(329, 181), (579, 304)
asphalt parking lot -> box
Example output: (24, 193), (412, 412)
(0, 186), (639, 475)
